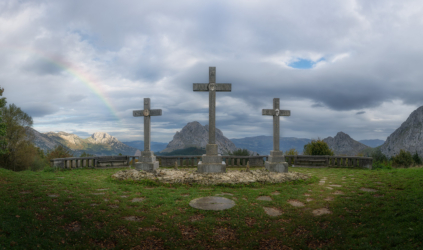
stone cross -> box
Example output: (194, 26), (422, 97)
(193, 67), (231, 144)
(133, 98), (162, 152)
(262, 98), (290, 151)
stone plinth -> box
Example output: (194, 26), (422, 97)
(135, 151), (159, 172)
(265, 150), (288, 173)
(197, 144), (226, 173)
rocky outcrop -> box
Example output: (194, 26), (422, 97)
(111, 169), (310, 185)
(161, 121), (238, 154)
(323, 132), (369, 156)
(380, 106), (423, 158)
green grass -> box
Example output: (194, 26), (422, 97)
(1, 166), (423, 249)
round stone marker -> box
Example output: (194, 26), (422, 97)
(189, 196), (235, 211)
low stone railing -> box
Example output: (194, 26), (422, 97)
(51, 156), (133, 169)
(51, 154), (372, 169)
(284, 155), (373, 169)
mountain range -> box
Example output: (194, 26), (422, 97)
(30, 128), (139, 156)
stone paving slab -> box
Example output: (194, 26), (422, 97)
(312, 208), (331, 216)
(287, 200), (305, 207)
(263, 207), (282, 216)
(257, 196), (272, 201)
(189, 197), (235, 211)
(360, 188), (377, 192)
(131, 198), (145, 202)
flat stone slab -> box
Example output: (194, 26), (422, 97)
(216, 193), (233, 196)
(96, 189), (108, 191)
(47, 194), (59, 198)
(263, 207), (282, 216)
(333, 191), (344, 195)
(131, 198), (145, 202)
(326, 187), (333, 190)
(257, 196), (272, 201)
(123, 216), (143, 222)
(287, 200), (305, 207)
(189, 197), (235, 211)
(360, 188), (377, 192)
(306, 198), (313, 202)
(271, 191), (280, 195)
(91, 193), (105, 195)
(329, 185), (342, 187)
(312, 208), (332, 216)
(324, 197), (334, 201)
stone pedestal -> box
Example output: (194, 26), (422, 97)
(197, 144), (226, 173)
(135, 151), (159, 172)
(265, 150), (288, 173)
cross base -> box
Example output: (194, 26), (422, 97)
(265, 162), (288, 173)
(265, 150), (289, 173)
(197, 144), (226, 173)
(135, 151), (159, 172)
(197, 160), (226, 173)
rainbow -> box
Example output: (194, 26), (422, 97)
(6, 47), (122, 121)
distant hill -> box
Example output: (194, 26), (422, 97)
(231, 136), (311, 155)
(122, 140), (168, 153)
(381, 106), (423, 158)
(30, 128), (138, 156)
(323, 132), (369, 156)
(161, 121), (238, 154)
(359, 139), (385, 148)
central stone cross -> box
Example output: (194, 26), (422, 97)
(193, 67), (231, 144)
(262, 98), (291, 173)
(193, 67), (231, 173)
(133, 98), (162, 171)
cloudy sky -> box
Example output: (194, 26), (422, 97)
(1, 0), (423, 143)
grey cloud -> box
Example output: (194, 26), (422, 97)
(21, 103), (59, 117)
(356, 111), (365, 115)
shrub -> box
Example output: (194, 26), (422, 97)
(303, 139), (334, 156)
(412, 151), (422, 165)
(285, 148), (298, 156)
(372, 161), (392, 170)
(391, 149), (413, 168)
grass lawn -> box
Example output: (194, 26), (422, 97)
(1, 166), (423, 249)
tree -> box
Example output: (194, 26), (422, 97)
(0, 87), (7, 155)
(0, 103), (36, 171)
(80, 151), (94, 157)
(229, 149), (250, 156)
(285, 148), (299, 156)
(303, 139), (334, 156)
(412, 151), (422, 165)
(46, 145), (73, 162)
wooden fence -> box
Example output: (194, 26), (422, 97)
(51, 155), (372, 169)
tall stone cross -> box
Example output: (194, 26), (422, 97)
(262, 98), (290, 151)
(193, 67), (231, 145)
(133, 98), (162, 152)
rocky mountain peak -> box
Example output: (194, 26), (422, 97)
(323, 131), (369, 156)
(380, 106), (423, 158)
(161, 121), (238, 154)
(88, 132), (119, 144)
